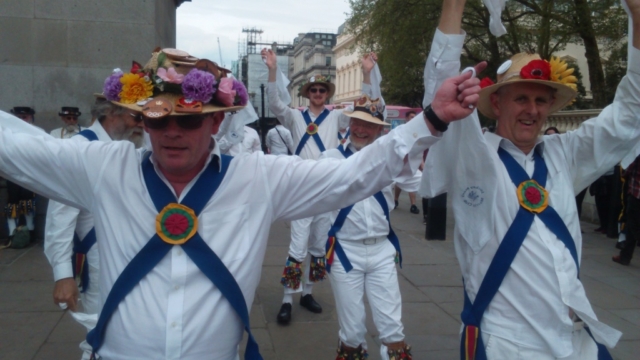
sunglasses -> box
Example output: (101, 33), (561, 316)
(143, 115), (206, 130)
(129, 113), (144, 123)
(309, 87), (327, 94)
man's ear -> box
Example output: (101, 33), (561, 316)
(490, 92), (501, 118)
(210, 112), (225, 135)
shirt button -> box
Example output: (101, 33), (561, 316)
(176, 249), (183, 256)
(413, 132), (418, 138)
(174, 285), (180, 290)
(171, 322), (177, 328)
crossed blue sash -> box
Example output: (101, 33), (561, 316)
(87, 153), (262, 359)
(325, 144), (402, 273)
(294, 109), (330, 155)
(77, 129), (98, 142)
(459, 148), (611, 360)
(69, 129), (98, 292)
(72, 229), (96, 293)
(338, 128), (350, 142)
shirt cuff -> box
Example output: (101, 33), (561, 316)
(432, 29), (466, 61)
(628, 46), (640, 76)
(396, 112), (441, 174)
(53, 262), (74, 282)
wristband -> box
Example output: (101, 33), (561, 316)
(423, 104), (449, 132)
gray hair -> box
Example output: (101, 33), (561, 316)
(91, 99), (128, 123)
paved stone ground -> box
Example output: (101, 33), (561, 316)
(0, 194), (638, 359)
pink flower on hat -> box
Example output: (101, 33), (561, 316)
(157, 67), (184, 84)
(216, 77), (236, 107)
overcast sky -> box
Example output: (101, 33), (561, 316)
(176, 0), (352, 71)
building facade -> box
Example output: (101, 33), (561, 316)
(333, 24), (364, 104)
(288, 32), (337, 108)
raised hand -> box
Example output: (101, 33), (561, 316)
(361, 52), (378, 74)
(261, 48), (278, 70)
(430, 62), (487, 123)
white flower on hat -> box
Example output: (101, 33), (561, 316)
(310, 76), (315, 83)
(497, 60), (512, 75)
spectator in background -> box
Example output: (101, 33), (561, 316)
(544, 126), (559, 135)
(613, 155), (640, 265)
(220, 125), (262, 156)
(590, 168), (615, 234)
(51, 106), (83, 139)
(405, 110), (416, 121)
(266, 120), (294, 155)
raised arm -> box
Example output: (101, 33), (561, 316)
(262, 48), (298, 130)
(0, 111), (101, 211)
(268, 71), (482, 220)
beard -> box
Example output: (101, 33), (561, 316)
(112, 127), (144, 148)
(63, 124), (79, 132)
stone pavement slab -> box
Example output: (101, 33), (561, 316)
(0, 193), (638, 359)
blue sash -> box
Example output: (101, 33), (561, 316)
(87, 153), (262, 359)
(70, 129), (98, 293)
(77, 129), (98, 141)
(294, 109), (330, 156)
(325, 144), (402, 273)
(72, 229), (96, 293)
(338, 128), (350, 142)
(459, 148), (610, 360)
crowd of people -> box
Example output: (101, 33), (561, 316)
(1, 0), (639, 359)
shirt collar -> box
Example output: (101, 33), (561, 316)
(484, 131), (546, 157)
(87, 120), (113, 142)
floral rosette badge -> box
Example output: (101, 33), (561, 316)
(156, 203), (198, 245)
(516, 180), (548, 214)
(306, 123), (319, 135)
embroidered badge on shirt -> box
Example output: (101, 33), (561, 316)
(306, 123), (319, 135)
(462, 186), (485, 207)
(517, 180), (548, 213)
(156, 203), (198, 245)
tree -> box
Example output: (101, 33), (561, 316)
(346, 0), (627, 108)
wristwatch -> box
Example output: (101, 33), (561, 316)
(423, 104), (449, 132)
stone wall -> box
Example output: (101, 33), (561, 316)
(0, 0), (180, 242)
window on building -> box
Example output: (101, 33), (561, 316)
(326, 56), (331, 66)
(315, 34), (320, 39)
(322, 34), (327, 39)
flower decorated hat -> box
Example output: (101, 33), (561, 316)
(298, 74), (336, 99)
(477, 52), (578, 119)
(344, 95), (387, 126)
(102, 48), (248, 118)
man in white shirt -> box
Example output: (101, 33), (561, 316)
(44, 98), (144, 360)
(420, 0), (640, 358)
(263, 48), (382, 324)
(265, 120), (294, 155)
(51, 106), (83, 138)
(0, 46), (481, 359)
(321, 96), (415, 360)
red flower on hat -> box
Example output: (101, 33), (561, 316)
(480, 77), (495, 89)
(520, 60), (551, 81)
(130, 61), (144, 77)
(525, 186), (542, 205)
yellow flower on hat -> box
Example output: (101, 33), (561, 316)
(549, 57), (578, 91)
(119, 73), (154, 104)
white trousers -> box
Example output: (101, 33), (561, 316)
(482, 327), (599, 360)
(329, 237), (404, 358)
(6, 213), (34, 233)
(78, 263), (101, 360)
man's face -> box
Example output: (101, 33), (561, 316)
(491, 82), (555, 152)
(16, 114), (33, 124)
(406, 112), (416, 121)
(61, 115), (78, 126)
(107, 111), (145, 148)
(307, 85), (329, 107)
(145, 113), (224, 177)
(349, 118), (382, 150)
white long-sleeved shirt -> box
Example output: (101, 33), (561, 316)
(320, 142), (421, 241)
(267, 82), (349, 160)
(223, 126), (262, 156)
(0, 109), (438, 360)
(44, 121), (112, 282)
(265, 125), (294, 155)
(420, 29), (639, 356)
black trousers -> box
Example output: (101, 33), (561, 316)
(620, 195), (640, 261)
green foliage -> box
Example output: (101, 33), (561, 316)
(564, 62), (589, 110)
(346, 0), (627, 108)
(603, 42), (628, 105)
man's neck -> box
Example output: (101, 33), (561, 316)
(156, 154), (209, 199)
(308, 104), (325, 117)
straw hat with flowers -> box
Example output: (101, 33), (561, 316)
(477, 53), (578, 119)
(101, 48), (248, 118)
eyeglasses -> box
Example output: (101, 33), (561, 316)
(309, 87), (327, 94)
(143, 114), (206, 130)
(129, 113), (144, 123)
